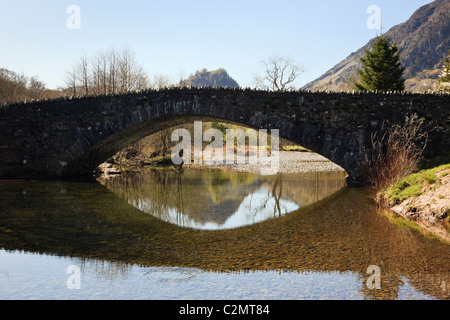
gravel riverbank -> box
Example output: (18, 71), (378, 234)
(99, 151), (346, 177)
(191, 151), (346, 175)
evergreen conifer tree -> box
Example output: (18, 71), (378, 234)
(354, 35), (405, 92)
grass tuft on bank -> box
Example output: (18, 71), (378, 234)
(379, 163), (450, 205)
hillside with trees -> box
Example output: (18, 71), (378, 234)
(0, 68), (60, 104)
(179, 68), (239, 88)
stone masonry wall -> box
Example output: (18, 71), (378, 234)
(0, 87), (449, 185)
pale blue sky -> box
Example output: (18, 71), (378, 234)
(0, 0), (433, 89)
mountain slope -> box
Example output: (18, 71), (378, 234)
(303, 0), (450, 92)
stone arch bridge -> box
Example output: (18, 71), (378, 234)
(0, 88), (448, 186)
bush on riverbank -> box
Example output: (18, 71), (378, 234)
(362, 114), (429, 191)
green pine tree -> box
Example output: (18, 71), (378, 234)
(354, 35), (405, 92)
(438, 49), (450, 93)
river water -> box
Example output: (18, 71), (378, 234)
(0, 168), (448, 300)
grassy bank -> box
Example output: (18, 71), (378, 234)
(379, 163), (450, 206)
(377, 163), (450, 243)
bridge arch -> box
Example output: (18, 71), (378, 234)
(66, 114), (347, 177)
(0, 88), (448, 185)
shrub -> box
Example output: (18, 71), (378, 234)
(362, 114), (429, 191)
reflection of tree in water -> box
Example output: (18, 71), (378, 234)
(272, 175), (283, 217)
(261, 171), (347, 207)
(102, 169), (261, 227)
(248, 175), (284, 219)
(102, 169), (347, 229)
(76, 257), (133, 281)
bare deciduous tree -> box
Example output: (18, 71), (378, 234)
(91, 50), (108, 95)
(77, 55), (90, 95)
(28, 77), (46, 99)
(108, 48), (118, 94)
(63, 68), (78, 96)
(150, 73), (174, 89)
(254, 55), (304, 91)
(63, 46), (149, 96)
(117, 46), (149, 92)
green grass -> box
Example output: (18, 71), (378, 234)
(381, 210), (423, 232)
(380, 210), (448, 243)
(381, 163), (450, 204)
(143, 155), (173, 167)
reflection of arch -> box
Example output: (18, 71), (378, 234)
(100, 170), (347, 230)
(1, 180), (449, 299)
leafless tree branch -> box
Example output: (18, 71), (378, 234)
(254, 55), (304, 91)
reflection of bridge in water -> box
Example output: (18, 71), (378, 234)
(99, 169), (347, 229)
(0, 178), (448, 299)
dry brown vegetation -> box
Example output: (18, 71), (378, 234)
(361, 114), (429, 192)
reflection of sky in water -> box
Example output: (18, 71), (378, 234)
(215, 188), (300, 229)
(0, 250), (436, 300)
(103, 170), (349, 231)
(133, 187), (300, 230)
